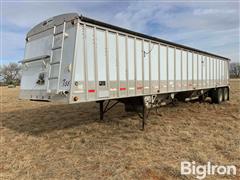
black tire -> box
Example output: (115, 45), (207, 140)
(211, 88), (223, 104)
(223, 87), (229, 101)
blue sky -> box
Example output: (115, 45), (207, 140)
(1, 1), (239, 65)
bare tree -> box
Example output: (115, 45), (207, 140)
(0, 63), (21, 85)
(229, 62), (240, 78)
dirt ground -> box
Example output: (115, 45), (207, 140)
(1, 80), (240, 180)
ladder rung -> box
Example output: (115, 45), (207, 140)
(54, 31), (63, 36)
(52, 46), (62, 50)
(48, 77), (58, 80)
(54, 32), (68, 37)
(50, 61), (60, 65)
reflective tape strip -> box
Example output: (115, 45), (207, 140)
(110, 88), (117, 91)
(88, 89), (95, 93)
(74, 90), (84, 93)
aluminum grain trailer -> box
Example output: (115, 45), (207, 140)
(20, 13), (230, 129)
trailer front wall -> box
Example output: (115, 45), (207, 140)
(71, 23), (229, 103)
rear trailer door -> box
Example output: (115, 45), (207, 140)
(20, 21), (77, 102)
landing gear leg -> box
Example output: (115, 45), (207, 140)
(141, 99), (146, 130)
(97, 100), (120, 121)
(99, 100), (104, 120)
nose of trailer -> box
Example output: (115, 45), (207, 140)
(19, 55), (50, 100)
(19, 13), (80, 102)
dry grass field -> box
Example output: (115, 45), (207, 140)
(1, 80), (240, 179)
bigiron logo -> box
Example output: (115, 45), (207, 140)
(181, 161), (237, 179)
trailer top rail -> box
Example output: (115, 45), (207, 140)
(26, 13), (229, 61)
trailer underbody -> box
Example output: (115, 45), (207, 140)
(97, 86), (229, 130)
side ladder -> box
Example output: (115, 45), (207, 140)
(47, 22), (68, 94)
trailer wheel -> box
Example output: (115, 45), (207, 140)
(211, 88), (223, 104)
(223, 87), (229, 101)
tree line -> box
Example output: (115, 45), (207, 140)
(229, 62), (240, 78)
(0, 63), (21, 86)
(0, 62), (239, 86)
